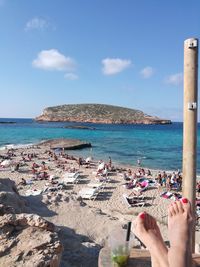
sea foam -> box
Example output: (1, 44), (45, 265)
(0, 143), (34, 151)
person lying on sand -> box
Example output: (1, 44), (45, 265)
(132, 197), (193, 267)
(18, 178), (27, 186)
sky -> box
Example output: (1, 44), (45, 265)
(0, 0), (199, 121)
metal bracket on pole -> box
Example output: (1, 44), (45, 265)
(187, 39), (198, 49)
(188, 102), (197, 110)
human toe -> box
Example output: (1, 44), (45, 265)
(175, 200), (184, 213)
(181, 197), (192, 216)
(133, 212), (146, 233)
(170, 201), (179, 215)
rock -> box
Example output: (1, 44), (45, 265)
(64, 125), (96, 130)
(42, 195), (51, 205)
(0, 204), (14, 215)
(42, 192), (65, 206)
(0, 121), (16, 124)
(39, 138), (92, 150)
(62, 195), (70, 202)
(81, 242), (100, 257)
(0, 213), (63, 267)
(0, 178), (28, 214)
(0, 179), (63, 267)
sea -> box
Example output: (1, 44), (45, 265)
(0, 118), (199, 174)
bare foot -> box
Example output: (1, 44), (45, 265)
(133, 212), (168, 267)
(168, 198), (193, 267)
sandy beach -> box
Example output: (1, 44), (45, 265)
(0, 145), (200, 267)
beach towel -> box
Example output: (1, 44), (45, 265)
(140, 181), (148, 188)
(160, 191), (173, 199)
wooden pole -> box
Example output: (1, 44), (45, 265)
(182, 38), (198, 252)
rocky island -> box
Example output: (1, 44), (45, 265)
(35, 104), (171, 125)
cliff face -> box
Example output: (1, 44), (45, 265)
(35, 104), (171, 125)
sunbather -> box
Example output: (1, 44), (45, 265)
(96, 165), (108, 177)
(124, 181), (135, 189)
(18, 178), (27, 186)
(132, 197), (193, 267)
(127, 188), (143, 198)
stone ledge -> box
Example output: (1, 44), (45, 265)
(39, 138), (92, 150)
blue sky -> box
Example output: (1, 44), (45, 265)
(0, 0), (199, 121)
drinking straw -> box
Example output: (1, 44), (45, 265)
(126, 221), (131, 242)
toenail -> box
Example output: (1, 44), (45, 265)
(181, 198), (188, 204)
(139, 213), (145, 219)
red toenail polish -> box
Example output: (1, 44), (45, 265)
(182, 198), (188, 204)
(139, 213), (145, 219)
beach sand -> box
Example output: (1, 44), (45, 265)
(0, 146), (200, 266)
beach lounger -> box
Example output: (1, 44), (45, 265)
(0, 167), (11, 171)
(126, 192), (144, 200)
(63, 171), (80, 179)
(160, 191), (181, 201)
(25, 189), (42, 196)
(87, 181), (106, 190)
(148, 180), (159, 188)
(78, 187), (99, 200)
(95, 176), (111, 183)
(123, 194), (145, 208)
(62, 176), (80, 184)
(61, 172), (80, 184)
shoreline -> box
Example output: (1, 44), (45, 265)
(1, 142), (200, 178)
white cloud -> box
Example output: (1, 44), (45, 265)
(165, 72), (183, 86)
(64, 73), (79, 80)
(140, 66), (155, 79)
(102, 58), (131, 75)
(25, 17), (49, 31)
(32, 49), (76, 71)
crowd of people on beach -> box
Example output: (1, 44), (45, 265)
(121, 167), (183, 194)
(1, 147), (200, 214)
(0, 147), (200, 266)
(0, 148), (199, 199)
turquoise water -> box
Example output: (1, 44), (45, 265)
(0, 118), (199, 173)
